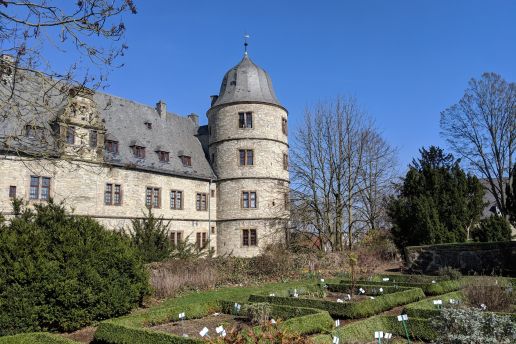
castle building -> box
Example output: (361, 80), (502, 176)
(0, 52), (290, 257)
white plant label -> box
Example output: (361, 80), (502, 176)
(234, 303), (241, 312)
(374, 331), (384, 338)
(480, 303), (487, 310)
(379, 288), (384, 293)
(178, 312), (185, 319)
(215, 326), (224, 334)
(397, 314), (408, 321)
(269, 293), (275, 297)
(359, 288), (365, 294)
(382, 278), (390, 281)
(337, 298), (344, 303)
(433, 300), (442, 305)
(199, 327), (209, 337)
(347, 294), (351, 300)
(271, 319), (276, 324)
(384, 333), (392, 339)
(335, 319), (340, 327)
(370, 296), (375, 299)
(431, 280), (436, 284)
(332, 336), (340, 344)
(321, 278), (325, 283)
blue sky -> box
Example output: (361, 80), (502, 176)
(98, 0), (515, 170)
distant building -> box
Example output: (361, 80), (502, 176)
(0, 52), (290, 257)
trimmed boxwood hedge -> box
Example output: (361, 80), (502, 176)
(326, 283), (410, 295)
(0, 332), (79, 344)
(249, 287), (425, 319)
(340, 278), (463, 296)
(94, 300), (334, 343)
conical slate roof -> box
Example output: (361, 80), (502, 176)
(212, 54), (282, 108)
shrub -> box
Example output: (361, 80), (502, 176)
(462, 277), (514, 312)
(0, 201), (149, 335)
(432, 307), (515, 344)
(437, 266), (462, 280)
(129, 209), (173, 263)
(207, 324), (311, 343)
(471, 216), (512, 242)
(244, 302), (272, 325)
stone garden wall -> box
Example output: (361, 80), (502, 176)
(405, 241), (516, 276)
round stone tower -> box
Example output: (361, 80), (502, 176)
(208, 53), (290, 257)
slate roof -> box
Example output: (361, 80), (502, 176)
(211, 54), (283, 109)
(0, 69), (215, 180)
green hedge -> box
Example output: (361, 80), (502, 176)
(93, 322), (203, 344)
(364, 274), (449, 283)
(0, 332), (78, 344)
(310, 315), (436, 343)
(249, 287), (425, 319)
(340, 278), (463, 296)
(327, 283), (412, 295)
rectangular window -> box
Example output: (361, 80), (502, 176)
(242, 191), (257, 209)
(145, 187), (160, 208)
(242, 229), (257, 246)
(158, 151), (169, 162)
(105, 183), (113, 205)
(239, 149), (254, 166)
(282, 118), (288, 135)
(284, 192), (289, 210)
(170, 190), (183, 209)
(211, 226), (216, 234)
(283, 153), (288, 170)
(170, 231), (183, 247)
(9, 186), (16, 198)
(196, 232), (208, 249)
(180, 155), (192, 167)
(211, 189), (215, 198)
(114, 184), (122, 205)
(66, 126), (75, 144)
(238, 112), (253, 128)
(29, 176), (50, 200)
(105, 140), (119, 154)
(196, 192), (207, 211)
(132, 146), (145, 159)
(89, 130), (98, 148)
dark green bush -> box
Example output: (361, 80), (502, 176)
(129, 209), (173, 263)
(0, 201), (149, 335)
(437, 266), (462, 280)
(472, 216), (512, 242)
(0, 332), (79, 344)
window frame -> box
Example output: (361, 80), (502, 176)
(195, 231), (208, 249)
(242, 229), (257, 247)
(239, 149), (254, 166)
(89, 130), (98, 148)
(170, 231), (183, 247)
(145, 187), (161, 209)
(157, 150), (170, 163)
(66, 126), (75, 144)
(170, 189), (183, 210)
(8, 185), (16, 198)
(105, 140), (119, 154)
(238, 111), (253, 129)
(283, 153), (289, 170)
(180, 155), (192, 167)
(282, 117), (288, 135)
(132, 145), (146, 159)
(29, 176), (50, 201)
(241, 191), (257, 209)
(196, 192), (208, 211)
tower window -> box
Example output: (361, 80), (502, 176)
(242, 191), (257, 209)
(242, 229), (257, 246)
(282, 118), (288, 135)
(238, 112), (253, 128)
(144, 121), (152, 129)
(145, 187), (161, 208)
(105, 140), (119, 154)
(132, 145), (146, 159)
(239, 149), (254, 166)
(89, 130), (98, 148)
(66, 126), (75, 144)
(180, 155), (192, 167)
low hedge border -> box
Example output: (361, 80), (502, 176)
(340, 278), (463, 296)
(310, 315), (436, 344)
(326, 283), (413, 295)
(94, 300), (334, 343)
(248, 287), (425, 319)
(0, 332), (79, 344)
(403, 291), (516, 321)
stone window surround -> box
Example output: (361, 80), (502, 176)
(241, 190), (258, 209)
(242, 228), (257, 247)
(238, 149), (254, 166)
(238, 111), (253, 129)
(29, 175), (51, 201)
(170, 189), (183, 210)
(105, 183), (122, 206)
(170, 231), (183, 246)
(196, 192), (208, 211)
(145, 186), (161, 209)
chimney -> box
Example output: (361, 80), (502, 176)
(156, 100), (167, 119)
(210, 95), (219, 107)
(188, 113), (199, 127)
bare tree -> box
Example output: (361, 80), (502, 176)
(291, 97), (395, 251)
(0, 0), (137, 158)
(440, 73), (515, 216)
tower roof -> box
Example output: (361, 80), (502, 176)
(211, 54), (282, 108)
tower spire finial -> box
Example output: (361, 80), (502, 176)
(244, 33), (250, 55)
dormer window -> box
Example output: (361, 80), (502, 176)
(131, 145), (145, 159)
(105, 140), (119, 154)
(144, 121), (152, 130)
(239, 112), (253, 128)
(180, 155), (192, 167)
(66, 126), (75, 144)
(157, 150), (169, 162)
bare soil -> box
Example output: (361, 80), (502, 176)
(149, 313), (252, 339)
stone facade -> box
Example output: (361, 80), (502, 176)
(0, 53), (290, 257)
